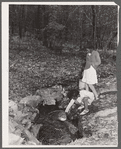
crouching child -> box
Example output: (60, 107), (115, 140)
(65, 80), (94, 115)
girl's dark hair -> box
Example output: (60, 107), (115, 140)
(67, 89), (79, 100)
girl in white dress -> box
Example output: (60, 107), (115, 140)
(65, 81), (94, 115)
(80, 48), (101, 100)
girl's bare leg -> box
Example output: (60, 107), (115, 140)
(85, 83), (89, 91)
(83, 98), (89, 110)
(88, 84), (98, 99)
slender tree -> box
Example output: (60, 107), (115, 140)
(78, 6), (84, 50)
(18, 5), (22, 38)
(92, 5), (96, 50)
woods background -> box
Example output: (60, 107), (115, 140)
(9, 5), (118, 52)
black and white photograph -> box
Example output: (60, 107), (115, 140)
(2, 1), (119, 147)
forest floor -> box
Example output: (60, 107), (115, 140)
(9, 36), (118, 146)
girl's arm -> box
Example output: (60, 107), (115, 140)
(65, 99), (75, 113)
(95, 51), (101, 66)
(91, 51), (101, 68)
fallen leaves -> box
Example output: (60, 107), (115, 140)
(9, 36), (117, 146)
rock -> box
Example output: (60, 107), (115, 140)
(36, 88), (56, 105)
(9, 117), (18, 133)
(14, 110), (28, 121)
(35, 85), (65, 106)
(9, 117), (41, 145)
(19, 95), (43, 108)
(30, 124), (43, 137)
(9, 133), (24, 145)
(9, 100), (18, 116)
(47, 110), (67, 121)
(23, 129), (41, 145)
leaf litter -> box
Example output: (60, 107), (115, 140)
(9, 37), (117, 146)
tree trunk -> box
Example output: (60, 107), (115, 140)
(23, 5), (27, 34)
(42, 6), (49, 46)
(79, 6), (84, 50)
(19, 22), (22, 39)
(36, 6), (40, 29)
(92, 5), (96, 50)
(103, 31), (117, 51)
(64, 6), (69, 42)
(18, 6), (23, 39)
(22, 5), (26, 37)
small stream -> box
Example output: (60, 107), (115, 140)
(33, 103), (98, 145)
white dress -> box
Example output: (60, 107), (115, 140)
(77, 90), (94, 105)
(65, 90), (94, 113)
(82, 65), (98, 84)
